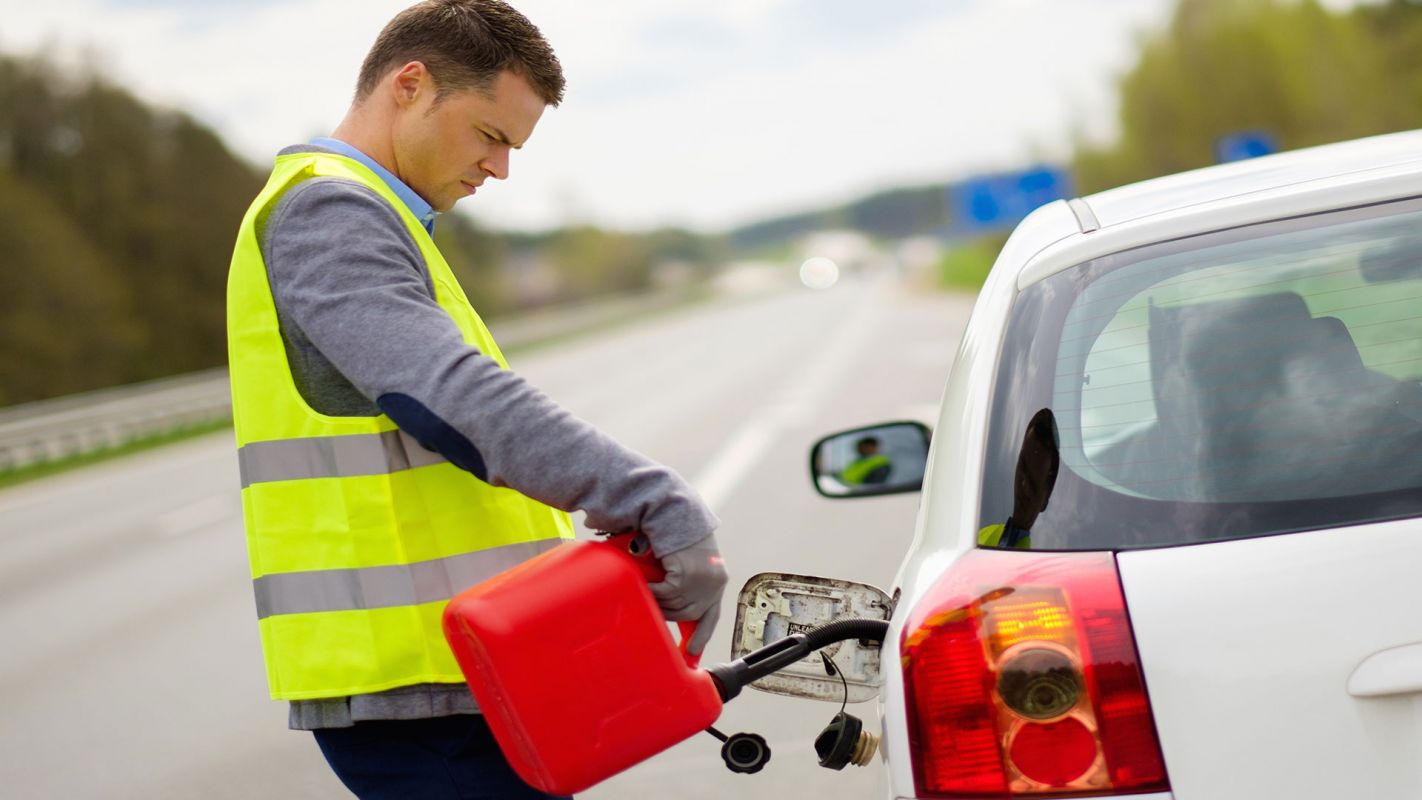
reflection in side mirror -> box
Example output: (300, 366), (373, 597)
(810, 421), (931, 499)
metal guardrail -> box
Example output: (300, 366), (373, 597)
(0, 283), (743, 474)
(0, 367), (233, 472)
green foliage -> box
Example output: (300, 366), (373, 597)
(10, 0), (1421, 406)
(0, 52), (728, 406)
(730, 184), (949, 252)
(937, 235), (1008, 291)
(642, 227), (729, 275)
(503, 225), (727, 308)
(1074, 0), (1422, 194)
(0, 419), (232, 490)
(543, 225), (656, 299)
(0, 54), (264, 403)
(0, 164), (142, 405)
(435, 213), (512, 317)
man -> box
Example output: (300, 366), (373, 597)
(225, 2), (728, 797)
(840, 436), (893, 486)
(977, 408), (1059, 549)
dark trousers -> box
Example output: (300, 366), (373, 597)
(313, 714), (572, 800)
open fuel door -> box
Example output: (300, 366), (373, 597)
(728, 573), (893, 703)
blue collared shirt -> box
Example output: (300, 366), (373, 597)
(310, 137), (437, 235)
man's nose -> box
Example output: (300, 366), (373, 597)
(482, 146), (511, 181)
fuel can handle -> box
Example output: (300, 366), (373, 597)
(601, 531), (701, 668)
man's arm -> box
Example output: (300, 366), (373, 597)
(261, 178), (717, 558)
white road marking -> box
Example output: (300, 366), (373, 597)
(691, 288), (884, 513)
(689, 416), (779, 516)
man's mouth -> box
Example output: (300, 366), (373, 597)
(460, 181), (479, 196)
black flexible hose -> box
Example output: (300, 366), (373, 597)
(705, 618), (889, 703)
(801, 618), (888, 652)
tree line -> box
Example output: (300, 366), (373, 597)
(941, 0), (1422, 288)
(1072, 0), (1422, 192)
(0, 54), (725, 406)
(735, 1), (1422, 261)
(7, 0), (1422, 404)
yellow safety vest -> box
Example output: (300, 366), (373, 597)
(841, 454), (892, 485)
(977, 523), (1032, 549)
(226, 152), (574, 701)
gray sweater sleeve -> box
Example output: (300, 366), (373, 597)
(260, 177), (717, 556)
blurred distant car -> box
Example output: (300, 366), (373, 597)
(739, 129), (1422, 799)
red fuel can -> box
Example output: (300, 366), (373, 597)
(442, 533), (724, 795)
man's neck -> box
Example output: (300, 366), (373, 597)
(330, 118), (399, 180)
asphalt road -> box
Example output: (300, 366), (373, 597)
(0, 275), (973, 799)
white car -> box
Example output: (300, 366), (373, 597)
(729, 129), (1422, 799)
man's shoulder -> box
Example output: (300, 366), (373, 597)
(261, 175), (406, 252)
(258, 170), (423, 289)
(293, 178), (388, 212)
(267, 143), (396, 220)
(258, 144), (429, 290)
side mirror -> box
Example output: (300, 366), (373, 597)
(809, 421), (931, 498)
(728, 572), (893, 703)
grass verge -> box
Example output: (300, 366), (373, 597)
(0, 419), (233, 491)
(0, 284), (732, 490)
(937, 235), (1008, 291)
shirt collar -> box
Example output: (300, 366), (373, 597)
(310, 137), (438, 235)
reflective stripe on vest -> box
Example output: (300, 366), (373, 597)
(227, 152), (575, 701)
(254, 538), (561, 619)
(238, 429), (447, 488)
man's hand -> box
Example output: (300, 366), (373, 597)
(648, 535), (729, 657)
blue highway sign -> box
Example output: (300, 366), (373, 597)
(1216, 130), (1278, 163)
(951, 165), (1073, 233)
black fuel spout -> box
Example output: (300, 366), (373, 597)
(705, 618), (888, 702)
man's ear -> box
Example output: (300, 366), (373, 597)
(390, 61), (432, 109)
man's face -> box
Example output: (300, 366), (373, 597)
(391, 68), (546, 212)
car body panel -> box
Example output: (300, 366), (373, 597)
(893, 198), (1081, 602)
(1019, 162), (1422, 291)
(1118, 519), (1422, 798)
(1081, 129), (1422, 230)
(874, 130), (1422, 800)
(881, 197), (1081, 795)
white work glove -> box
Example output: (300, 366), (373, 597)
(648, 535), (729, 657)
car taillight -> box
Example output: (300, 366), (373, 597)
(901, 549), (1168, 797)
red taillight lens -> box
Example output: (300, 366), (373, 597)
(901, 549), (1168, 797)
(1010, 717), (1096, 785)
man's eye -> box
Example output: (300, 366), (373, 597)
(477, 129), (495, 143)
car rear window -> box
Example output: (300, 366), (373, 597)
(979, 197), (1422, 550)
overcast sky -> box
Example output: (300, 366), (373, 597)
(3, 0), (1185, 232)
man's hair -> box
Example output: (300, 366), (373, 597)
(355, 0), (565, 107)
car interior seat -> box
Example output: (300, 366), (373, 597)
(1146, 292), (1394, 501)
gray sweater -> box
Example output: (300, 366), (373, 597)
(258, 145), (718, 729)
